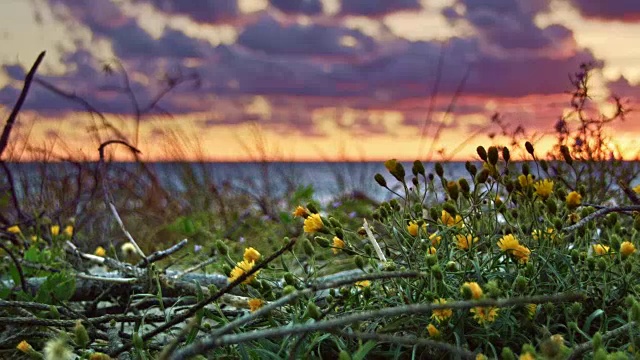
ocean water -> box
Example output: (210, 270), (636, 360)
(6, 161), (470, 204)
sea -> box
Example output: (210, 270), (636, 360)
(5, 161), (471, 204)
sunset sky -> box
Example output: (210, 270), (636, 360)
(1, 0), (640, 161)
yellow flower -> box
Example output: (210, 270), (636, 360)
(243, 247), (261, 262)
(292, 206), (309, 218)
(431, 298), (453, 323)
(30, 235), (39, 242)
(518, 174), (534, 188)
(7, 225), (21, 234)
(51, 225), (60, 236)
(384, 159), (397, 172)
(94, 246), (106, 257)
(634, 185), (640, 194)
(430, 233), (442, 247)
(228, 260), (259, 284)
(621, 241), (636, 258)
(550, 334), (565, 345)
(461, 282), (483, 299)
(247, 298), (264, 312)
(303, 213), (324, 233)
(498, 234), (530, 263)
(63, 225), (73, 237)
(456, 234), (478, 251)
(470, 306), (499, 325)
(533, 179), (554, 199)
(426, 323), (440, 338)
(513, 245), (531, 263)
(476, 354), (488, 360)
(592, 244), (611, 256)
(355, 280), (371, 288)
(531, 228), (556, 241)
(519, 352), (535, 360)
(121, 242), (137, 257)
(566, 191), (582, 208)
(428, 246), (437, 255)
(407, 221), (419, 236)
(332, 237), (345, 254)
(16, 340), (32, 353)
(525, 304), (537, 319)
(498, 234), (520, 252)
(441, 210), (463, 227)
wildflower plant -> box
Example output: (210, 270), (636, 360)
(2, 57), (640, 360)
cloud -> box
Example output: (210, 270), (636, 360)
(183, 35), (600, 121)
(339, 0), (422, 16)
(46, 0), (204, 59)
(444, 0), (574, 51)
(269, 0), (323, 15)
(568, 0), (640, 22)
(141, 0), (241, 23)
(2, 64), (26, 80)
(237, 15), (376, 56)
(609, 76), (640, 100)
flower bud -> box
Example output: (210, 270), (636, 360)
(306, 202), (319, 214)
(525, 141), (535, 155)
(477, 146), (488, 162)
(412, 160), (425, 176)
(475, 169), (489, 184)
(74, 320), (90, 348)
(502, 146), (510, 163)
(374, 173), (387, 187)
(434, 162), (444, 178)
(458, 178), (470, 195)
(283, 285), (296, 295)
(301, 238), (315, 257)
(560, 145), (573, 165)
(215, 240), (228, 256)
(446, 181), (459, 201)
(487, 146), (499, 165)
(465, 161), (477, 176)
(305, 302), (322, 320)
(284, 273), (296, 286)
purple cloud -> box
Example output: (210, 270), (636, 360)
(568, 0), (640, 22)
(340, 0), (422, 16)
(141, 0), (240, 23)
(237, 15), (376, 56)
(445, 0), (570, 50)
(269, 0), (323, 15)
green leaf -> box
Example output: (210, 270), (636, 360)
(35, 272), (76, 304)
(185, 281), (204, 344)
(352, 340), (377, 360)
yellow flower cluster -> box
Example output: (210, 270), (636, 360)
(94, 246), (106, 257)
(533, 179), (554, 199)
(456, 234), (478, 251)
(441, 210), (463, 227)
(592, 244), (611, 256)
(518, 174), (534, 188)
(332, 237), (345, 254)
(303, 214), (324, 233)
(497, 234), (531, 264)
(461, 282), (483, 299)
(470, 306), (499, 325)
(229, 247), (262, 284)
(431, 298), (453, 323)
(621, 241), (636, 258)
(566, 191), (582, 208)
(426, 323), (440, 338)
(531, 228), (556, 241)
(247, 298), (264, 312)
